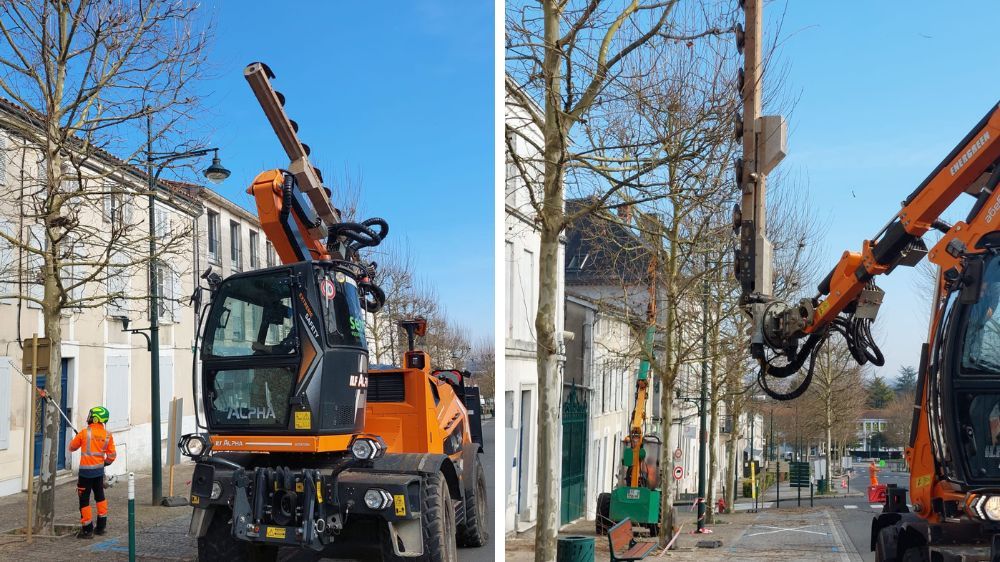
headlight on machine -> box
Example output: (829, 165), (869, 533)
(349, 436), (387, 460)
(973, 495), (1000, 521)
(210, 481), (223, 500)
(179, 433), (211, 458)
(364, 488), (393, 510)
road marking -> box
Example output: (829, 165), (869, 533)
(746, 524), (829, 537)
(844, 505), (857, 509)
(870, 504), (883, 509)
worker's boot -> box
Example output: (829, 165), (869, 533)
(95, 516), (107, 536)
(76, 523), (94, 539)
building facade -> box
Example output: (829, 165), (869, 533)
(504, 76), (567, 533)
(0, 101), (265, 497)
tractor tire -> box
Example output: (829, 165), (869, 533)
(596, 493), (612, 535)
(900, 546), (928, 562)
(457, 457), (490, 547)
(197, 507), (278, 562)
(382, 472), (458, 562)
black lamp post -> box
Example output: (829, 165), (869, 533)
(133, 109), (229, 506)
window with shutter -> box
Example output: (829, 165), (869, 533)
(170, 267), (180, 322)
(249, 230), (259, 269)
(230, 221), (241, 271)
(155, 262), (170, 323)
(106, 253), (128, 317)
(155, 207), (169, 238)
(207, 211), (220, 263)
(265, 241), (276, 268)
(0, 220), (11, 303)
(27, 225), (43, 307)
(104, 354), (129, 431)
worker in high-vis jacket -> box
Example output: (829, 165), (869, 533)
(69, 406), (117, 539)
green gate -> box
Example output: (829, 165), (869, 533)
(561, 385), (588, 525)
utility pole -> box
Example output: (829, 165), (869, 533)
(697, 254), (709, 533)
(735, 0), (786, 357)
(146, 110), (163, 507)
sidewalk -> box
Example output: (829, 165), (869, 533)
(0, 463), (199, 560)
(506, 504), (862, 561)
(756, 478), (865, 504)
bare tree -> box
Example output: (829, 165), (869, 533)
(802, 338), (867, 478)
(0, 0), (210, 532)
(884, 391), (915, 450)
(507, 2), (737, 549)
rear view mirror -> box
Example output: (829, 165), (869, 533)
(434, 369), (463, 386)
(960, 259), (985, 305)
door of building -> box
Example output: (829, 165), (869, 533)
(34, 358), (69, 475)
(560, 385), (588, 525)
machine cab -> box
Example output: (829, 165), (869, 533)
(940, 251), (1000, 486)
(199, 261), (370, 436)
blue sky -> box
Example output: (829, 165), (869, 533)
(190, 2), (494, 342)
(775, 2), (1000, 383)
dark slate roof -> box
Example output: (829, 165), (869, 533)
(565, 198), (655, 286)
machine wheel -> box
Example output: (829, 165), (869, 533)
(457, 457), (490, 547)
(382, 472), (458, 561)
(197, 507), (278, 562)
(596, 493), (612, 535)
(900, 546), (928, 562)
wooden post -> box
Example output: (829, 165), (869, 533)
(25, 334), (38, 543)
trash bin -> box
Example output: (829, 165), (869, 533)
(817, 478), (828, 494)
(557, 536), (595, 562)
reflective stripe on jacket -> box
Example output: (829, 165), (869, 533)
(70, 423), (117, 477)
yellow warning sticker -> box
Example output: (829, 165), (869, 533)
(394, 494), (406, 516)
(190, 495), (200, 505)
(295, 482), (304, 493)
(266, 526), (286, 539)
(915, 474), (932, 488)
(294, 411), (312, 430)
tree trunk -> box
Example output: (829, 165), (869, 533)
(658, 391), (675, 544)
(725, 398), (742, 513)
(705, 292), (721, 524)
(706, 377), (720, 522)
(35, 254), (63, 534)
(826, 398), (834, 480)
(533, 3), (565, 557)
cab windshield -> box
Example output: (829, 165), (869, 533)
(204, 272), (296, 358)
(319, 269), (367, 348)
(956, 392), (1000, 479)
(962, 258), (1000, 373)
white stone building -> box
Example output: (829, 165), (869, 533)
(0, 97), (265, 497)
(504, 76), (566, 533)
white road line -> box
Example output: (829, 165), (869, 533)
(870, 504), (883, 509)
(844, 505), (857, 509)
(746, 524), (829, 537)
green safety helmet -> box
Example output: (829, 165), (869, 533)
(88, 406), (110, 424)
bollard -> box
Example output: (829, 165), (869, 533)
(776, 475), (780, 509)
(810, 481), (814, 507)
(128, 472), (136, 562)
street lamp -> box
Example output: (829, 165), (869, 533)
(135, 109), (230, 506)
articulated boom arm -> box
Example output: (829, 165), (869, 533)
(751, 103), (1000, 398)
(806, 103), (1000, 335)
(239, 62), (388, 313)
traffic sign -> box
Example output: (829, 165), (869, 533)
(789, 461), (810, 488)
(673, 448), (682, 460)
(673, 466), (684, 480)
(320, 278), (336, 299)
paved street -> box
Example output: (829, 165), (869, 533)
(0, 418), (496, 561)
(735, 463), (911, 562)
